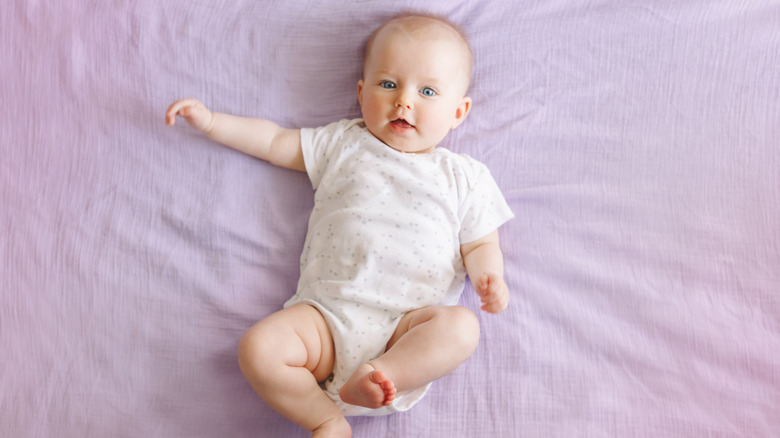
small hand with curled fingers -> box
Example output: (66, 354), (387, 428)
(165, 98), (214, 133)
(475, 272), (509, 314)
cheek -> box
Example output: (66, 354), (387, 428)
(362, 97), (384, 121)
(423, 106), (453, 133)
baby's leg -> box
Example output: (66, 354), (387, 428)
(339, 306), (479, 409)
(238, 304), (350, 438)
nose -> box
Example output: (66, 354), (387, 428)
(394, 89), (414, 110)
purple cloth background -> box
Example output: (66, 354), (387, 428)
(2, 1), (779, 436)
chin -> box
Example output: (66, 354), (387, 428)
(394, 144), (435, 154)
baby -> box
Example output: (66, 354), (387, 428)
(166, 13), (513, 438)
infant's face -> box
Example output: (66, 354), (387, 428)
(358, 24), (471, 154)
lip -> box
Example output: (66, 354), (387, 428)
(390, 118), (415, 133)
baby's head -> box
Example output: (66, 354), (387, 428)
(358, 13), (474, 153)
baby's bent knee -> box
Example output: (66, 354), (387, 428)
(237, 326), (272, 373)
(237, 317), (295, 377)
(237, 306), (335, 383)
(446, 306), (480, 351)
(416, 305), (480, 354)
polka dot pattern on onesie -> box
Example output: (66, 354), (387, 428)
(285, 119), (514, 415)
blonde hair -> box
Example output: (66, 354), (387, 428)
(363, 12), (474, 90)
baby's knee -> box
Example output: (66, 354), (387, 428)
(237, 323), (278, 377)
(237, 328), (260, 368)
(443, 306), (481, 353)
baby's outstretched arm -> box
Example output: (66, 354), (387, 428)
(165, 98), (304, 171)
(461, 230), (509, 314)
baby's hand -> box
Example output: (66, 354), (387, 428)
(476, 273), (509, 314)
(165, 98), (214, 133)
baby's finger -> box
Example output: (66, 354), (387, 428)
(480, 275), (508, 313)
(481, 293), (508, 313)
(165, 108), (178, 125)
(477, 273), (491, 295)
(178, 105), (193, 118)
(485, 272), (501, 288)
(165, 101), (189, 125)
(481, 303), (498, 313)
(165, 98), (201, 124)
(481, 300), (504, 313)
(480, 286), (501, 304)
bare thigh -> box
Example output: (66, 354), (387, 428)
(385, 305), (479, 352)
(239, 303), (335, 383)
(370, 305), (480, 394)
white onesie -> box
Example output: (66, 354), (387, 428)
(284, 119), (514, 416)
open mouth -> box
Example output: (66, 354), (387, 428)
(390, 118), (414, 130)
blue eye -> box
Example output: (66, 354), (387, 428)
(421, 87), (437, 97)
(380, 81), (397, 89)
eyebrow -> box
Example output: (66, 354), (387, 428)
(371, 71), (446, 88)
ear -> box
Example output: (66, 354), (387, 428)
(451, 96), (472, 129)
(357, 80), (365, 108)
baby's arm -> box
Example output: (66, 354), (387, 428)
(165, 98), (304, 171)
(460, 230), (509, 314)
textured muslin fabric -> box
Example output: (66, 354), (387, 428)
(2, 0), (779, 437)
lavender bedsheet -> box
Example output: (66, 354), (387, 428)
(3, 0), (779, 436)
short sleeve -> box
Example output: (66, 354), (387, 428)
(458, 165), (514, 244)
(301, 118), (362, 189)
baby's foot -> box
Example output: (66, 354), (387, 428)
(339, 363), (396, 409)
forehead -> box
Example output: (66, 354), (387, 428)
(365, 18), (473, 86)
(370, 17), (470, 62)
(370, 28), (461, 63)
(381, 17), (462, 42)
